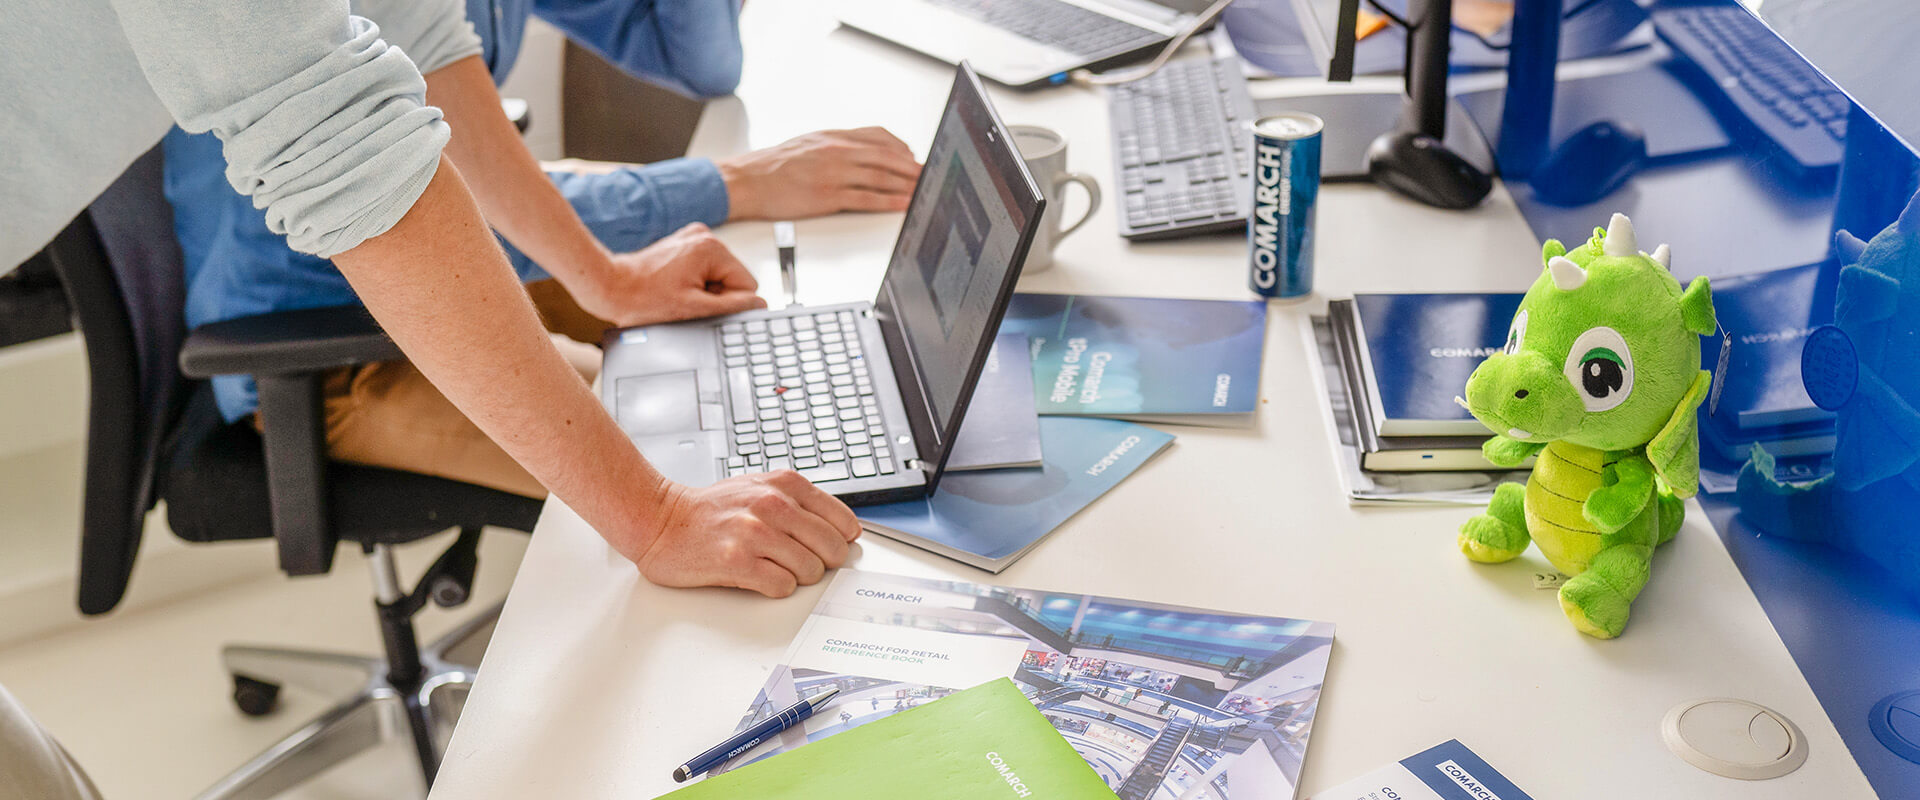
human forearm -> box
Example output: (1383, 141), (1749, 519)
(425, 56), (615, 286)
(332, 157), (667, 546)
(338, 158), (857, 596)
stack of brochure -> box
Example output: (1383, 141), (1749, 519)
(1325, 294), (1529, 472)
(860, 293), (1270, 571)
(1305, 300), (1529, 506)
(708, 570), (1336, 800)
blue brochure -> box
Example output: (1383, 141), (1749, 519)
(1310, 739), (1534, 800)
(1351, 293), (1524, 437)
(945, 333), (1042, 471)
(1000, 293), (1266, 426)
(858, 417), (1174, 572)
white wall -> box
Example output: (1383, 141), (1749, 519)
(498, 18), (568, 160)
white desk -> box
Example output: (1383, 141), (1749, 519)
(430, 3), (1877, 797)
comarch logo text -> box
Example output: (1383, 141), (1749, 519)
(1436, 759), (1502, 800)
(1430, 346), (1501, 359)
(1087, 436), (1142, 477)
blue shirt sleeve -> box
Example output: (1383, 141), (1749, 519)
(529, 0), (743, 97)
(496, 157), (732, 276)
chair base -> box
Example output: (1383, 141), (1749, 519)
(192, 600), (499, 800)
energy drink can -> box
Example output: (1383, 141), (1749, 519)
(1247, 113), (1323, 299)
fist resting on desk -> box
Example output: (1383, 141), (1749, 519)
(620, 470), (864, 598)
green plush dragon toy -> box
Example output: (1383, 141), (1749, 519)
(1458, 213), (1716, 639)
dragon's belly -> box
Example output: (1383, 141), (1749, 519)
(1525, 442), (1610, 576)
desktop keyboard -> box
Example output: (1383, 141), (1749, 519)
(720, 311), (895, 483)
(1654, 6), (1848, 173)
(1107, 56), (1258, 240)
(926, 0), (1163, 59)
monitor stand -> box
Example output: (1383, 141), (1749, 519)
(1252, 90), (1495, 182)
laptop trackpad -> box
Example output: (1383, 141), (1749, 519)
(614, 372), (701, 436)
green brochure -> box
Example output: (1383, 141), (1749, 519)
(663, 678), (1115, 799)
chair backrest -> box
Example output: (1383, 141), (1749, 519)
(40, 146), (190, 615)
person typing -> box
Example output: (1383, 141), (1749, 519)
(161, 0), (924, 518)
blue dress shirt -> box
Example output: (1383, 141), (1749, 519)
(165, 0), (743, 421)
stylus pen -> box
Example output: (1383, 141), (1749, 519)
(672, 686), (839, 782)
(774, 220), (798, 307)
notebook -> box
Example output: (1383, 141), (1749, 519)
(664, 678), (1115, 799)
(1330, 299), (1525, 471)
(1351, 293), (1525, 437)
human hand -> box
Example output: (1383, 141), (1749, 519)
(572, 222), (767, 327)
(615, 471), (864, 598)
(718, 127), (923, 221)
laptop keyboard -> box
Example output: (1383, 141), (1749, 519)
(926, 0), (1163, 59)
(721, 310), (896, 483)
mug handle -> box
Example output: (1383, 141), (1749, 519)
(1054, 172), (1102, 240)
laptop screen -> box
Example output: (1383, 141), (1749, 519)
(874, 63), (1044, 480)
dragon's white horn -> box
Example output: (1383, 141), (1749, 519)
(1603, 212), (1638, 257)
(1649, 243), (1671, 269)
(1548, 256), (1588, 290)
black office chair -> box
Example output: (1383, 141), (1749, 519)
(38, 144), (544, 799)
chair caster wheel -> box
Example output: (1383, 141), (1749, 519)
(232, 674), (281, 717)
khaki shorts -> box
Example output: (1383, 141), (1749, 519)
(255, 279), (611, 499)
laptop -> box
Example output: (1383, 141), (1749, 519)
(835, 0), (1217, 89)
(600, 63), (1046, 506)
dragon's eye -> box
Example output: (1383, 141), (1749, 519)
(1504, 310), (1529, 356)
(1562, 326), (1634, 411)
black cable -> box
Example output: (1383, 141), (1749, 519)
(1364, 0), (1610, 51)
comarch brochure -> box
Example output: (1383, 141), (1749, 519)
(947, 332), (1045, 471)
(663, 678), (1115, 799)
(714, 570), (1336, 800)
(858, 417), (1174, 572)
(1304, 315), (1526, 505)
(1308, 739), (1534, 800)
(1351, 293), (1524, 437)
(1000, 293), (1266, 426)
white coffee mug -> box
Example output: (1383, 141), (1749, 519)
(1008, 124), (1101, 271)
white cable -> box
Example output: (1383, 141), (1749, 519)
(1069, 0), (1239, 86)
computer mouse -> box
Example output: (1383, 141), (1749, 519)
(1530, 120), (1649, 206)
(1364, 130), (1494, 210)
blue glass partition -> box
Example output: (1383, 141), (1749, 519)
(1456, 2), (1920, 794)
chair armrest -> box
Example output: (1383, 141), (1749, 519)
(503, 97), (532, 134)
(178, 304), (400, 576)
(179, 304), (402, 379)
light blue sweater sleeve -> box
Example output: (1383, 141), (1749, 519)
(531, 0), (743, 98)
(107, 0), (453, 258)
(498, 157), (733, 278)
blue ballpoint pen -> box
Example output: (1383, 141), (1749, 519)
(671, 686), (841, 782)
